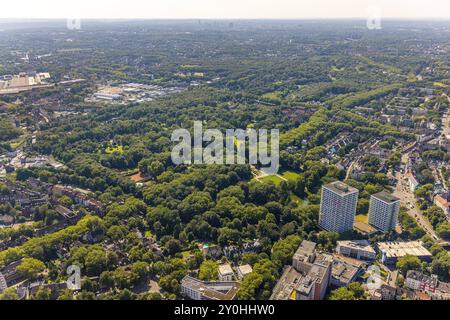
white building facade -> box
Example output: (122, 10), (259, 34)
(368, 191), (400, 232)
(319, 181), (359, 233)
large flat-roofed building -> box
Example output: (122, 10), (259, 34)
(377, 241), (432, 265)
(292, 240), (317, 273)
(336, 240), (376, 261)
(319, 181), (359, 233)
(270, 266), (307, 300)
(93, 92), (121, 101)
(180, 276), (239, 300)
(368, 191), (400, 232)
(271, 240), (332, 300)
(0, 72), (52, 95)
(330, 254), (365, 287)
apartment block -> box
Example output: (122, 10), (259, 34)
(336, 240), (376, 261)
(319, 181), (359, 233)
(368, 191), (400, 232)
(218, 264), (234, 281)
(270, 240), (333, 300)
(180, 276), (239, 300)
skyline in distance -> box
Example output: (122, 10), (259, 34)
(1, 0), (450, 20)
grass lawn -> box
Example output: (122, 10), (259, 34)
(355, 214), (368, 223)
(260, 175), (284, 186)
(257, 170), (301, 187)
(291, 193), (309, 206)
(281, 171), (301, 181)
(261, 91), (283, 101)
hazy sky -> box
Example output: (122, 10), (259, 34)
(1, 0), (449, 19)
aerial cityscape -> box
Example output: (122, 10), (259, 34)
(0, 4), (449, 308)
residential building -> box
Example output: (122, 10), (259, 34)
(242, 239), (262, 254)
(292, 240), (317, 273)
(319, 181), (359, 233)
(330, 254), (365, 287)
(180, 276), (239, 300)
(405, 270), (450, 300)
(223, 245), (241, 261)
(270, 240), (333, 300)
(434, 195), (450, 215)
(368, 191), (400, 232)
(407, 174), (419, 192)
(377, 241), (432, 265)
(0, 272), (7, 292)
(28, 282), (67, 299)
(218, 264), (234, 281)
(405, 270), (438, 293)
(51, 185), (105, 215)
(380, 284), (397, 300)
(199, 243), (222, 259)
(236, 264), (252, 280)
(336, 240), (376, 261)
(0, 259), (23, 287)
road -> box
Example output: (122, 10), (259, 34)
(443, 94), (450, 139)
(345, 156), (361, 180)
(393, 153), (440, 241)
(444, 112), (450, 138)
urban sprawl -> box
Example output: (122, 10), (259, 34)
(0, 19), (449, 301)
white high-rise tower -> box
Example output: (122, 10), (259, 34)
(368, 191), (400, 232)
(319, 181), (359, 233)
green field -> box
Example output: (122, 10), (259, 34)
(291, 194), (309, 206)
(355, 214), (368, 223)
(281, 171), (301, 181)
(260, 175), (284, 185)
(261, 91), (283, 101)
(259, 170), (301, 186)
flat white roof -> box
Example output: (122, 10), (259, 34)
(218, 264), (234, 275)
(377, 241), (431, 258)
(237, 264), (253, 275)
(337, 240), (376, 253)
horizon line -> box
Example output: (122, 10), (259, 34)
(1, 17), (450, 22)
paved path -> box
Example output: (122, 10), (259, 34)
(252, 166), (287, 183)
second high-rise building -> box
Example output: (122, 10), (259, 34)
(368, 191), (400, 232)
